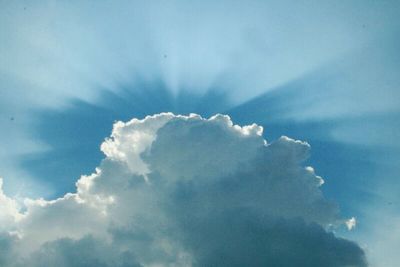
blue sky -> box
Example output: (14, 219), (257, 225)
(1, 1), (400, 266)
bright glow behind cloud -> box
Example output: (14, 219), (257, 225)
(1, 0), (399, 199)
(0, 114), (366, 266)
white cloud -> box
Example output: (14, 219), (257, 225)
(0, 114), (366, 266)
(1, 0), (399, 200)
(0, 178), (21, 231)
(346, 217), (357, 230)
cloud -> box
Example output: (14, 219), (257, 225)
(0, 114), (366, 266)
(1, 0), (399, 206)
(0, 179), (21, 231)
(23, 236), (143, 267)
(346, 217), (357, 230)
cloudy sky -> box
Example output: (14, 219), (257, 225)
(0, 1), (399, 266)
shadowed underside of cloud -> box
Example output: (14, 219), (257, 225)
(0, 114), (366, 266)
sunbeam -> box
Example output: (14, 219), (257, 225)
(1, 1), (400, 266)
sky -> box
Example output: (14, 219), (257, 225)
(0, 0), (399, 266)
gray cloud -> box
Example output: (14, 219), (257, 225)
(0, 114), (366, 266)
(0, 233), (16, 266)
(22, 236), (142, 267)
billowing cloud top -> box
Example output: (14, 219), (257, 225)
(0, 113), (366, 266)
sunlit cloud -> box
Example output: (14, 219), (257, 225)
(0, 114), (366, 266)
(1, 1), (400, 266)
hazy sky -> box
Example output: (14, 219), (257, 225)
(0, 1), (399, 266)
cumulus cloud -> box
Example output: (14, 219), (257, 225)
(0, 113), (366, 266)
(0, 179), (21, 231)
